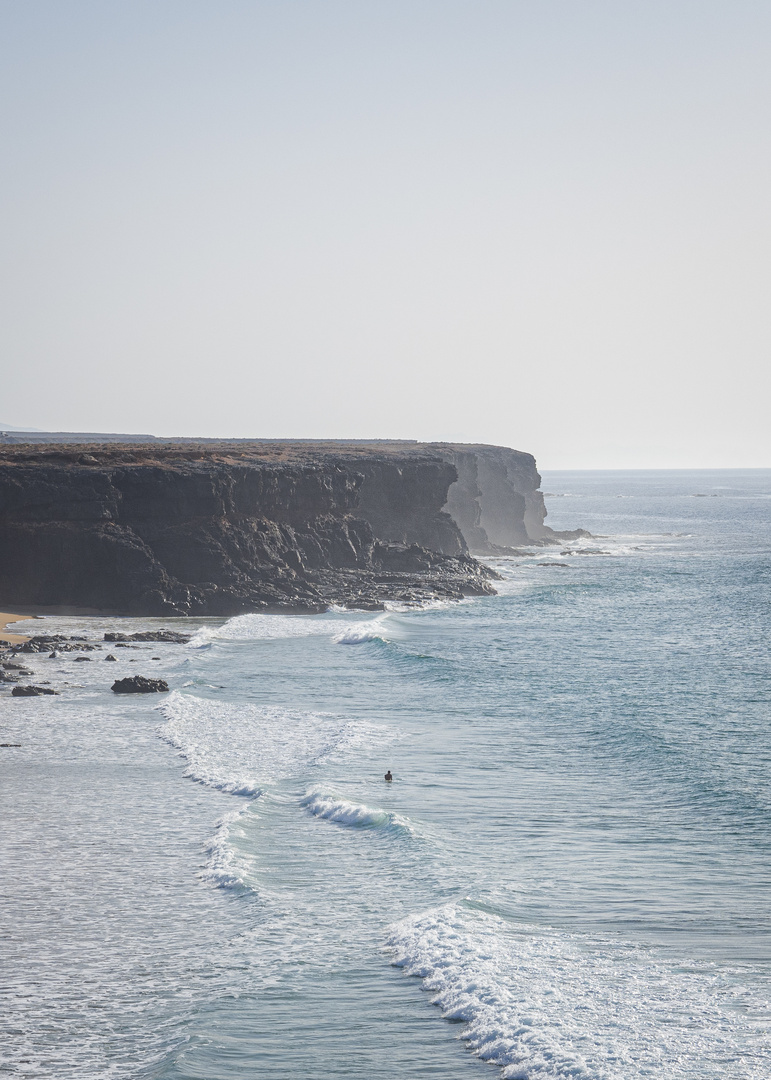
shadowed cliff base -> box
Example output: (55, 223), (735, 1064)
(0, 440), (587, 616)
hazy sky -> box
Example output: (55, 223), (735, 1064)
(1, 1), (769, 467)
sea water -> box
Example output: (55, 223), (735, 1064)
(1, 469), (770, 1079)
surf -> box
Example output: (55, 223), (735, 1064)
(388, 903), (769, 1080)
(302, 789), (415, 835)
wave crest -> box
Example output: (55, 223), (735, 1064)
(333, 626), (387, 645)
(200, 805), (253, 890)
(189, 612), (343, 646)
(303, 790), (414, 834)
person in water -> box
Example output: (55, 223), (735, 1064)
(384, 770), (393, 782)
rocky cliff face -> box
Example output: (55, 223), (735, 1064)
(346, 452), (466, 555)
(436, 443), (553, 552)
(0, 444), (493, 615)
(326, 441), (560, 556)
(0, 440), (577, 616)
(351, 441), (568, 554)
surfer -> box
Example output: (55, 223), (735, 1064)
(384, 770), (393, 782)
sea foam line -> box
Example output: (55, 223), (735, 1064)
(388, 904), (768, 1080)
(158, 691), (389, 794)
(160, 692), (353, 793)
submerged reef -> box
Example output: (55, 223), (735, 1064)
(0, 440), (582, 615)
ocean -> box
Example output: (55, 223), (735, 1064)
(2, 469), (770, 1079)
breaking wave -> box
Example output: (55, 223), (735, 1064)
(200, 805), (253, 890)
(333, 616), (391, 645)
(388, 904), (767, 1079)
(188, 612), (344, 647)
(302, 790), (415, 835)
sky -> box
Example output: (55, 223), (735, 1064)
(1, 1), (769, 468)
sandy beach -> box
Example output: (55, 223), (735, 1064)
(0, 605), (112, 645)
(0, 612), (32, 645)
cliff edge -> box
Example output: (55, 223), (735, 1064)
(0, 440), (577, 615)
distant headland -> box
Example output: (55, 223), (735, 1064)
(0, 438), (586, 615)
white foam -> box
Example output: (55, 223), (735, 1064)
(388, 905), (768, 1080)
(187, 626), (219, 647)
(303, 790), (414, 833)
(190, 605), (451, 648)
(188, 612), (344, 646)
(333, 615), (391, 645)
(482, 533), (687, 587)
(159, 691), (377, 793)
(200, 805), (253, 889)
(383, 597), (457, 612)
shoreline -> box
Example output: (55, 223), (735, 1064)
(0, 604), (118, 645)
(0, 611), (34, 644)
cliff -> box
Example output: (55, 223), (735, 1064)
(344, 441), (578, 554)
(0, 440), (577, 616)
(438, 443), (554, 552)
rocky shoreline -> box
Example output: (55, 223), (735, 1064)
(0, 628), (185, 699)
(0, 440), (585, 615)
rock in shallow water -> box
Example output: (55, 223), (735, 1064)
(15, 636), (101, 654)
(104, 630), (191, 643)
(11, 685), (59, 696)
(111, 676), (169, 694)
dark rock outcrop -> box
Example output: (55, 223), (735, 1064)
(13, 635), (101, 654)
(104, 630), (191, 643)
(11, 685), (59, 696)
(111, 676), (169, 694)
(0, 440), (583, 615)
(351, 456), (465, 555)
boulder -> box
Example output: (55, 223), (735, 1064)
(111, 676), (169, 694)
(11, 685), (59, 696)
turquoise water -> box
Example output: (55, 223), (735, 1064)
(2, 470), (770, 1078)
